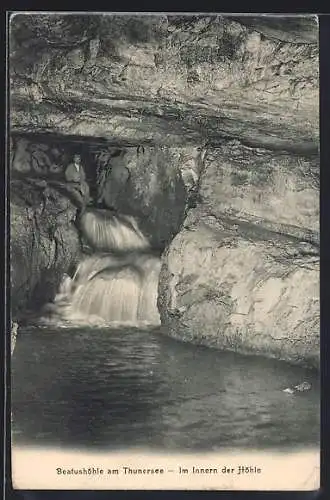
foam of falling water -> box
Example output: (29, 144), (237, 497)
(41, 210), (161, 327)
(54, 274), (73, 303)
(72, 254), (126, 283)
(54, 255), (161, 326)
(80, 209), (149, 252)
(71, 266), (142, 323)
(136, 255), (162, 324)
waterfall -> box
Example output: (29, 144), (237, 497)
(43, 209), (161, 327)
(79, 209), (149, 252)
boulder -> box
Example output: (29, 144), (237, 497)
(158, 141), (319, 368)
(158, 207), (319, 368)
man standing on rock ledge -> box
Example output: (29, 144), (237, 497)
(65, 154), (91, 215)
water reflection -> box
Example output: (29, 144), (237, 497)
(12, 326), (319, 451)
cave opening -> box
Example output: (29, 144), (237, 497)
(11, 132), (129, 213)
(10, 131), (190, 254)
(10, 131), (191, 324)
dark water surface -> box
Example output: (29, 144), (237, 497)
(11, 325), (319, 451)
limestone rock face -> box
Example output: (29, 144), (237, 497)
(158, 141), (319, 368)
(10, 15), (318, 151)
(200, 142), (319, 238)
(158, 206), (319, 368)
(11, 180), (80, 317)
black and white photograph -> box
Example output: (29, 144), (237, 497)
(9, 12), (320, 490)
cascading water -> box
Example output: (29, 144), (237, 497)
(43, 209), (161, 327)
(80, 209), (149, 252)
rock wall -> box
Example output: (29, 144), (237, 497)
(158, 143), (319, 368)
(10, 15), (318, 151)
(11, 173), (80, 319)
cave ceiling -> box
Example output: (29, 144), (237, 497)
(9, 14), (319, 155)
